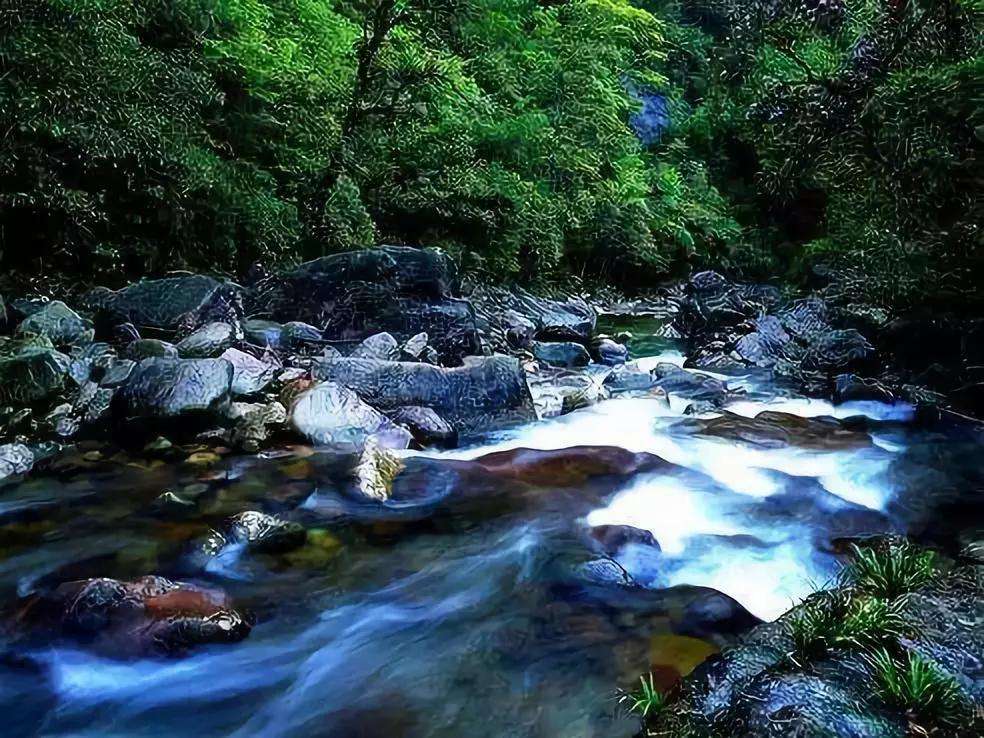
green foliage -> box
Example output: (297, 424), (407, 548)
(654, 0), (984, 303)
(788, 591), (908, 659)
(869, 648), (968, 728)
(843, 541), (938, 599)
(1, 0), (741, 284)
(618, 671), (667, 719)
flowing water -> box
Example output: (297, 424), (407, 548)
(2, 324), (983, 738)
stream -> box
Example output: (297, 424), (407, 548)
(2, 322), (982, 738)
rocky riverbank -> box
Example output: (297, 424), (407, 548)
(6, 244), (974, 484)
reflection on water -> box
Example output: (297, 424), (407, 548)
(2, 345), (983, 737)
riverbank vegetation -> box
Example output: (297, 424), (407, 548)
(3, 0), (979, 312)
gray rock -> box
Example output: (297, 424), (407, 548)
(591, 338), (628, 366)
(532, 341), (591, 368)
(653, 363), (728, 404)
(125, 339), (179, 360)
(88, 275), (220, 330)
(243, 319), (285, 349)
(0, 443), (34, 479)
(282, 321), (323, 348)
(118, 358), (233, 418)
(388, 405), (457, 447)
(310, 355), (536, 435)
(0, 347), (70, 405)
(99, 359), (136, 388)
(16, 301), (92, 346)
(603, 363), (657, 393)
(214, 511), (306, 554)
(401, 332), (429, 359)
(220, 348), (278, 396)
(176, 322), (235, 358)
(289, 381), (411, 451)
(350, 332), (399, 361)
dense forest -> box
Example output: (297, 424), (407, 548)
(2, 0), (979, 311)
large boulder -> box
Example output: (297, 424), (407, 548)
(288, 245), (458, 299)
(387, 405), (457, 447)
(310, 355), (536, 435)
(0, 347), (70, 405)
(15, 301), (92, 346)
(86, 274), (220, 330)
(117, 357), (233, 418)
(289, 381), (411, 450)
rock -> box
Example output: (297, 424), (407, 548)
(802, 329), (874, 372)
(0, 443), (34, 479)
(230, 400), (287, 451)
(118, 357), (233, 418)
(0, 347), (70, 405)
(352, 436), (407, 501)
(833, 374), (895, 404)
(653, 363), (728, 404)
(220, 348), (278, 396)
(207, 511), (307, 554)
(125, 338), (179, 360)
(176, 322), (235, 358)
(387, 405), (457, 447)
(17, 575), (252, 657)
(15, 301), (92, 346)
(400, 332), (429, 360)
(530, 372), (608, 418)
(289, 381), (411, 451)
(287, 245), (458, 299)
(310, 355), (536, 435)
(589, 524), (660, 555)
(590, 337), (628, 366)
(681, 411), (871, 450)
(350, 332), (399, 361)
(176, 283), (244, 340)
(87, 274), (220, 330)
(243, 318), (285, 349)
(532, 341), (591, 368)
(99, 359), (136, 388)
(474, 446), (670, 486)
(603, 363), (657, 393)
(281, 321), (324, 349)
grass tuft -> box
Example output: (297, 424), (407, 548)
(789, 592), (907, 659)
(618, 672), (666, 720)
(843, 541), (938, 599)
(869, 648), (967, 728)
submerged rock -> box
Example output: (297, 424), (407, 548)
(206, 511), (307, 555)
(680, 410), (871, 450)
(16, 575), (252, 657)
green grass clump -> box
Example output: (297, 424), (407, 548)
(843, 541), (938, 599)
(789, 592), (907, 660)
(619, 672), (666, 720)
(869, 649), (967, 729)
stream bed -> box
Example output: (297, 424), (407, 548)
(2, 329), (982, 738)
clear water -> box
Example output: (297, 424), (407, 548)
(2, 329), (982, 738)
